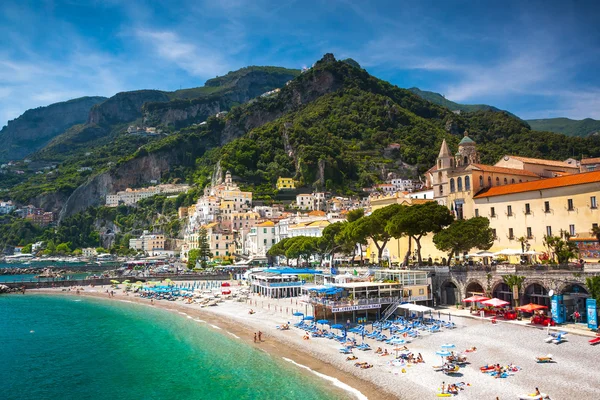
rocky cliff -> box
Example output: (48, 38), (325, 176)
(88, 90), (170, 126)
(143, 68), (300, 129)
(0, 96), (106, 161)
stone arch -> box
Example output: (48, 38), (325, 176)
(464, 279), (485, 297)
(491, 280), (512, 304)
(522, 281), (549, 307)
(559, 282), (589, 322)
(440, 279), (460, 305)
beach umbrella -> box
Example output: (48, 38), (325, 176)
(303, 316), (314, 321)
(293, 312), (304, 316)
(390, 338), (406, 345)
(441, 343), (455, 349)
(436, 350), (451, 363)
(462, 295), (490, 303)
(481, 298), (509, 308)
(516, 303), (548, 313)
(317, 319), (329, 326)
(331, 324), (344, 330)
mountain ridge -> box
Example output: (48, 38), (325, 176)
(526, 117), (600, 137)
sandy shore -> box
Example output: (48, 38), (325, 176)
(31, 284), (598, 400)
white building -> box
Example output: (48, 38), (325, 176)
(408, 189), (434, 200)
(0, 201), (15, 214)
(106, 184), (189, 207)
(245, 221), (278, 257)
(82, 247), (97, 258)
(129, 231), (165, 255)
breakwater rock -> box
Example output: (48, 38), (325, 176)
(0, 284), (19, 294)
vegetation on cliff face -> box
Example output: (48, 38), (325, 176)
(526, 117), (600, 138)
(408, 87), (509, 115)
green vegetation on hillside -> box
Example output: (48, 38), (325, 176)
(527, 117), (600, 138)
(409, 87), (509, 114)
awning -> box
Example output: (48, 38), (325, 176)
(397, 303), (433, 312)
(481, 298), (510, 307)
(515, 303), (548, 313)
(493, 249), (523, 256)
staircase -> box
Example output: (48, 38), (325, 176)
(381, 298), (403, 321)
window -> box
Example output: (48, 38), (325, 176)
(263, 239), (267, 244)
(492, 229), (497, 238)
(439, 185), (444, 195)
(546, 226), (552, 236)
(508, 228), (514, 239)
(490, 207), (496, 217)
(475, 209), (479, 217)
(504, 177), (508, 185)
(544, 201), (550, 213)
(465, 176), (470, 190)
(593, 223), (599, 230)
(450, 178), (455, 193)
(263, 228), (267, 233)
(569, 224), (576, 236)
(496, 177), (500, 186)
(591, 196), (598, 209)
(215, 243), (219, 249)
(479, 176), (484, 187)
(507, 205), (513, 216)
(567, 199), (574, 211)
(272, 239), (276, 244)
(457, 177), (463, 191)
(488, 176), (492, 187)
(419, 288), (425, 295)
(527, 227), (532, 239)
(511, 179), (515, 183)
(525, 203), (531, 215)
(215, 251), (219, 256)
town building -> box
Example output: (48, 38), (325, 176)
(580, 157), (600, 172)
(473, 170), (600, 260)
(106, 184), (190, 207)
(82, 247), (97, 258)
(276, 177), (295, 190)
(129, 231), (165, 255)
(245, 220), (279, 257)
(0, 201), (15, 215)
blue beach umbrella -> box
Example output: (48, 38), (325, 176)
(441, 343), (455, 349)
(390, 338), (406, 345)
(317, 319), (329, 326)
(331, 324), (344, 330)
(436, 350), (451, 362)
(303, 316), (314, 321)
(293, 312), (304, 316)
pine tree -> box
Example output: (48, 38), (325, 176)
(198, 227), (212, 268)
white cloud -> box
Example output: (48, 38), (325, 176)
(134, 29), (230, 77)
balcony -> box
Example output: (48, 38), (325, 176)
(304, 295), (431, 309)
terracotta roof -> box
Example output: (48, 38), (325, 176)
(308, 210), (326, 216)
(257, 220), (275, 227)
(474, 170), (600, 198)
(581, 157), (600, 165)
(469, 164), (539, 177)
(503, 156), (576, 168)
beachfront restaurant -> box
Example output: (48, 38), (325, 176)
(248, 268), (321, 298)
(374, 270), (432, 306)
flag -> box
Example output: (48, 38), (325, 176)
(353, 269), (358, 276)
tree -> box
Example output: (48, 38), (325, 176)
(267, 238), (289, 265)
(346, 208), (364, 222)
(187, 249), (200, 269)
(388, 202), (453, 265)
(543, 230), (578, 264)
(433, 217), (494, 266)
(55, 242), (72, 255)
(502, 274), (526, 307)
(22, 243), (33, 254)
(586, 276), (600, 303)
(354, 204), (404, 264)
(592, 225), (600, 243)
(197, 227), (212, 268)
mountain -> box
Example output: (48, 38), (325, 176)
(408, 87), (511, 115)
(0, 96), (106, 161)
(6, 54), (600, 220)
(526, 117), (600, 137)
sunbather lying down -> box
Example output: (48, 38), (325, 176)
(346, 356), (358, 361)
(465, 346), (477, 352)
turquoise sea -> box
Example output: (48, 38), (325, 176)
(0, 295), (349, 400)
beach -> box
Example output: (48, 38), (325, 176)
(33, 284), (598, 400)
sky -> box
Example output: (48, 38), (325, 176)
(1, 0), (600, 128)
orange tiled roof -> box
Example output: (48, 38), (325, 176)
(504, 156), (576, 168)
(308, 210), (326, 216)
(469, 164), (539, 177)
(474, 170), (600, 198)
(581, 157), (600, 165)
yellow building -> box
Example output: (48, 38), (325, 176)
(473, 170), (600, 261)
(276, 177), (295, 190)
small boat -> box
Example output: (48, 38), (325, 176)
(589, 336), (600, 345)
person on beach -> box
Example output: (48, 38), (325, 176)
(254, 333), (257, 343)
(441, 382), (446, 394)
(258, 331), (262, 341)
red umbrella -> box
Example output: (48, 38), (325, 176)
(463, 295), (490, 303)
(515, 303), (548, 313)
(221, 289), (232, 295)
(221, 282), (231, 287)
(481, 298), (510, 307)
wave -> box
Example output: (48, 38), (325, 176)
(227, 332), (240, 339)
(210, 324), (222, 330)
(282, 357), (368, 400)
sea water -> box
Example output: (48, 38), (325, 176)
(0, 295), (350, 400)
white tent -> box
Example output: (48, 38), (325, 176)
(397, 303), (433, 312)
(466, 251), (496, 258)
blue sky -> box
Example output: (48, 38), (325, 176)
(1, 0), (600, 128)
